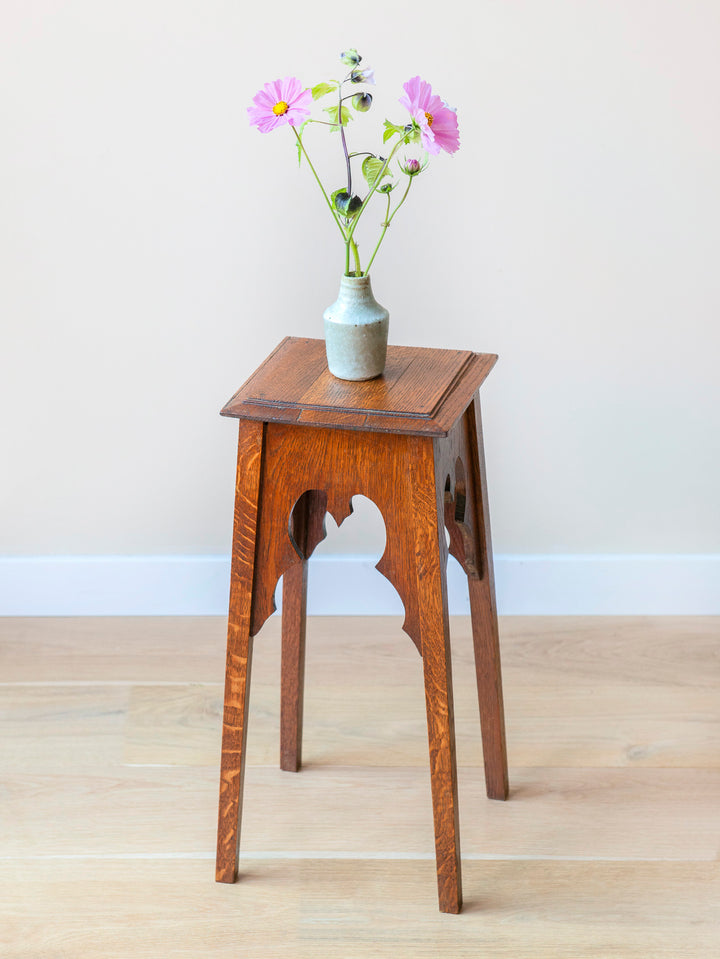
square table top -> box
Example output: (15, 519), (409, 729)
(221, 337), (497, 437)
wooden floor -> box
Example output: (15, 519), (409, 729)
(1, 615), (718, 957)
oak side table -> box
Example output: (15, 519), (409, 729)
(215, 336), (509, 914)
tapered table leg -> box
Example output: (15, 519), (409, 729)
(412, 438), (463, 914)
(279, 490), (326, 772)
(468, 577), (508, 800)
(280, 559), (307, 772)
(467, 397), (509, 800)
(216, 421), (264, 883)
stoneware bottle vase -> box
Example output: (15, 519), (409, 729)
(323, 274), (389, 381)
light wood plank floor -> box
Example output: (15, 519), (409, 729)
(1, 615), (718, 958)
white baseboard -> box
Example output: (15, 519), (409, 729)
(0, 554), (718, 616)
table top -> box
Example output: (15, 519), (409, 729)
(221, 337), (497, 436)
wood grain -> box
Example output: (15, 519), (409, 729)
(279, 490), (326, 772)
(3, 763), (720, 860)
(2, 614), (720, 957)
(466, 396), (509, 799)
(0, 685), (129, 769)
(411, 435), (462, 912)
(4, 614), (716, 686)
(217, 341), (515, 910)
(434, 395), (509, 799)
(117, 675), (720, 771)
(2, 859), (718, 959)
(220, 337), (497, 436)
(0, 615), (228, 682)
(215, 397), (510, 910)
(215, 419), (264, 883)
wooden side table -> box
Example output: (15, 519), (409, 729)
(215, 336), (509, 914)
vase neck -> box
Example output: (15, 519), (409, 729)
(338, 274), (374, 301)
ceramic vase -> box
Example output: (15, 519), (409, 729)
(323, 274), (389, 381)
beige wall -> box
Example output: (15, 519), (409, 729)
(2, 0), (719, 562)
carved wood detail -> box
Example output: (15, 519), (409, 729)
(436, 413), (484, 579)
(248, 422), (424, 652)
(245, 408), (498, 648)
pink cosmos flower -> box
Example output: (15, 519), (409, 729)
(248, 77), (312, 133)
(399, 76), (460, 156)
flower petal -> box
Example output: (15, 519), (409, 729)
(268, 78), (285, 103)
(282, 76), (301, 102)
(428, 106), (459, 153)
(248, 76), (311, 132)
(252, 88), (276, 109)
(425, 93), (445, 117)
(399, 75), (422, 112)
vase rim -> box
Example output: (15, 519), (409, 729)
(341, 272), (371, 282)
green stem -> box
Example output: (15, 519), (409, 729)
(292, 127), (347, 242)
(338, 86), (352, 196)
(364, 177), (413, 276)
(345, 136), (405, 245)
(364, 193), (392, 278)
(386, 176), (414, 228)
(349, 236), (362, 275)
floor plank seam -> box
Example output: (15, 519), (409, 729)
(1, 681), (223, 687)
(0, 852), (704, 863)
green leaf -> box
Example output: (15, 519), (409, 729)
(311, 81), (337, 100)
(361, 156), (391, 192)
(324, 104), (352, 132)
(403, 124), (421, 145)
(383, 120), (405, 144)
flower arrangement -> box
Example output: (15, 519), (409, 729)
(248, 48), (460, 278)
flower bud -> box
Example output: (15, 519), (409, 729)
(334, 191), (363, 216)
(340, 48), (361, 66)
(350, 67), (375, 85)
(401, 157), (424, 176)
(352, 92), (373, 112)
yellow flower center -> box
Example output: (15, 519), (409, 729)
(273, 100), (289, 116)
(424, 111), (434, 126)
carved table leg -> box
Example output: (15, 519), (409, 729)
(466, 397), (509, 800)
(411, 437), (463, 914)
(216, 421), (265, 883)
